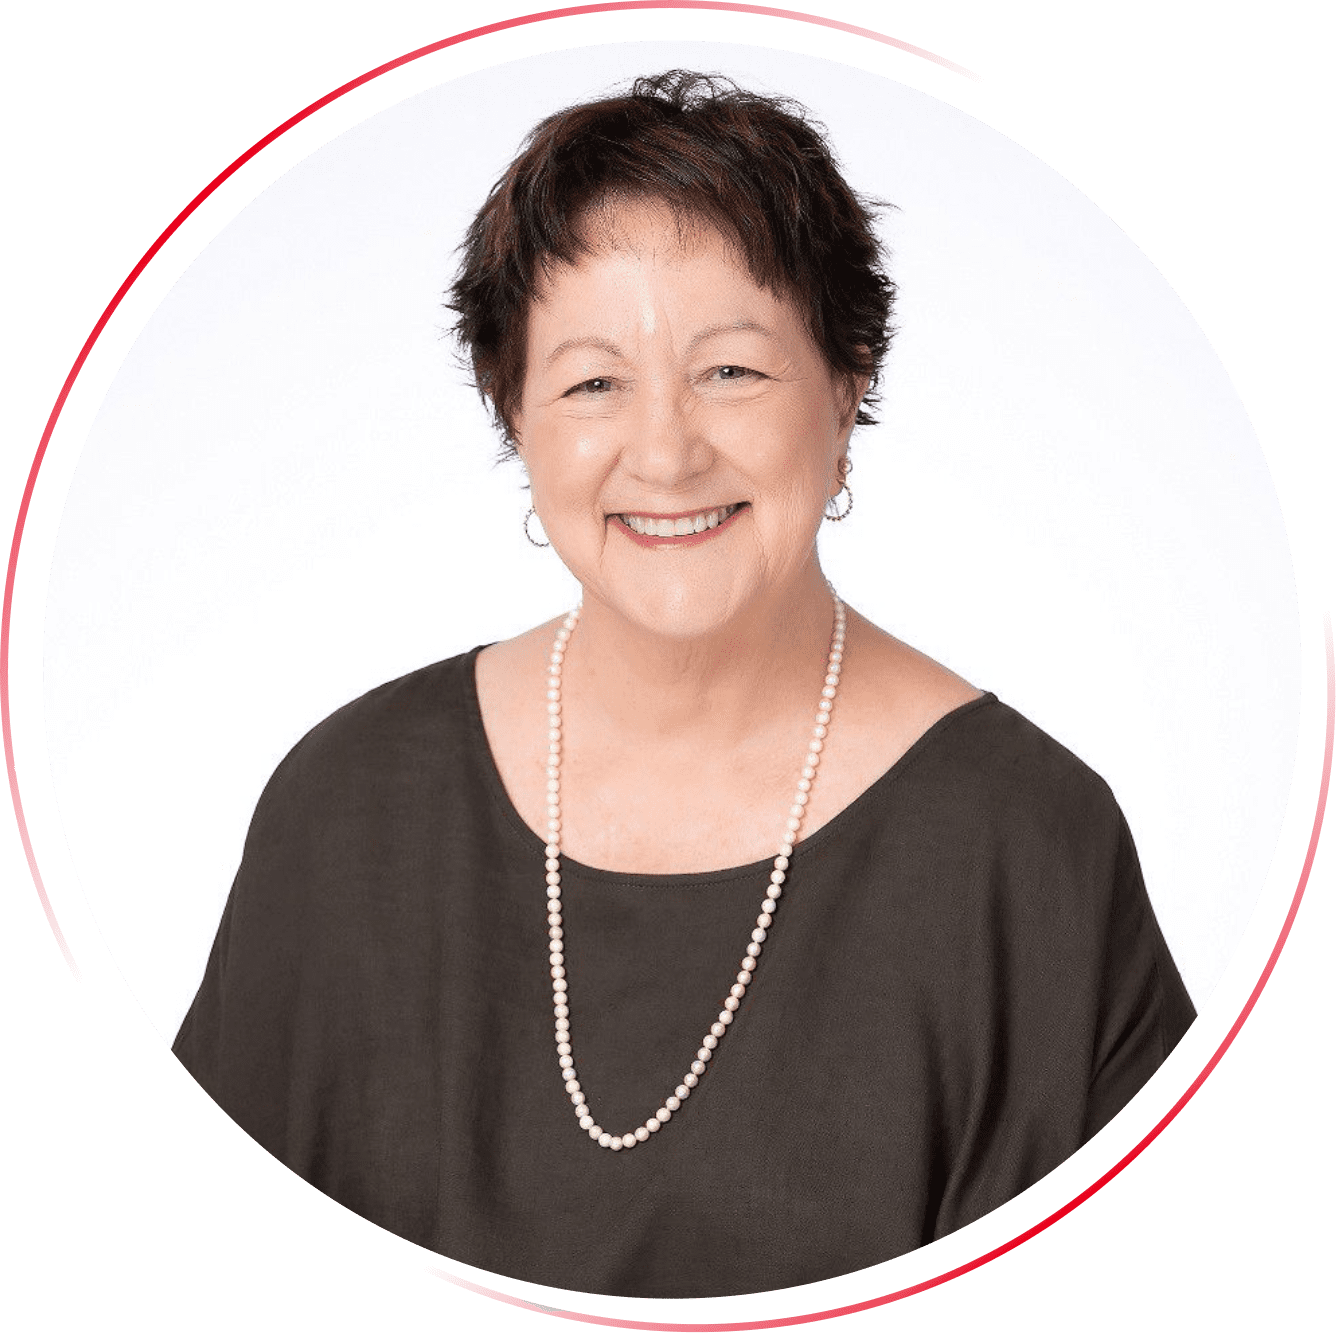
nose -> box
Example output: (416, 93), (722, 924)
(619, 379), (714, 492)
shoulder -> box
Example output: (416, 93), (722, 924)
(248, 648), (484, 835)
(896, 696), (1132, 911)
(834, 615), (1125, 883)
(925, 697), (1118, 822)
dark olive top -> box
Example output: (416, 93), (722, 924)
(175, 648), (1195, 1298)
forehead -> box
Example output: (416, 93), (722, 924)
(527, 199), (802, 336)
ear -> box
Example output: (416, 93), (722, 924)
(829, 451), (852, 500)
(835, 354), (873, 432)
(843, 373), (871, 429)
(502, 403), (525, 456)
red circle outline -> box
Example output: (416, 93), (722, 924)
(3, 6), (1328, 1328)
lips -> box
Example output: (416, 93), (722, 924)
(614, 503), (743, 539)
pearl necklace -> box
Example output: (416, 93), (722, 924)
(544, 589), (847, 1151)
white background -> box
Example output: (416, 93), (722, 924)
(37, 34), (1296, 1039)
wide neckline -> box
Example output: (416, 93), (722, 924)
(462, 644), (999, 887)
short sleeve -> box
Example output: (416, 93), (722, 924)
(1083, 813), (1196, 1140)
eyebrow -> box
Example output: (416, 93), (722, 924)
(684, 319), (777, 353)
(543, 335), (624, 369)
(542, 320), (778, 369)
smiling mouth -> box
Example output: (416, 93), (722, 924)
(614, 503), (744, 538)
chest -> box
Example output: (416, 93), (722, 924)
(484, 691), (909, 874)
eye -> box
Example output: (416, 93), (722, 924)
(710, 365), (764, 387)
(564, 377), (615, 396)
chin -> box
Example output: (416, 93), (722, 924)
(598, 578), (751, 642)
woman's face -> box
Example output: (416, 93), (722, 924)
(512, 201), (861, 641)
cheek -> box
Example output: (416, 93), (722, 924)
(772, 404), (842, 493)
(526, 425), (615, 518)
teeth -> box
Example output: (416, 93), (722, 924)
(622, 504), (738, 537)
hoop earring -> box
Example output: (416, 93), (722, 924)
(524, 507), (550, 548)
(824, 459), (854, 522)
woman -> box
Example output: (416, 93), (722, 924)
(175, 71), (1194, 1298)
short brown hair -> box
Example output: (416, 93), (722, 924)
(448, 70), (897, 453)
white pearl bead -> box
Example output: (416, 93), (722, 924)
(685, 1071), (700, 1086)
(621, 1133), (636, 1149)
(718, 1009), (733, 1025)
(814, 724), (828, 739)
(692, 1057), (708, 1073)
(822, 685), (836, 699)
(588, 1125), (602, 1140)
(724, 995), (740, 1011)
(676, 1083), (691, 1098)
(546, 885), (562, 900)
(742, 958), (756, 972)
(546, 871), (561, 887)
(550, 965), (565, 979)
(780, 842), (794, 857)
(665, 1096), (680, 1112)
(598, 1133), (612, 1148)
(610, 1138), (622, 1151)
(552, 978), (567, 993)
(647, 1117), (662, 1131)
(711, 1022), (726, 1038)
(634, 1127), (650, 1142)
(545, 842), (560, 858)
(702, 1033), (718, 1050)
(557, 1041), (571, 1056)
(559, 1055), (573, 1071)
(548, 926), (562, 939)
(579, 1114), (594, 1129)
(554, 1003), (568, 1018)
(766, 885), (781, 902)
(746, 942), (762, 958)
(758, 912), (773, 928)
(555, 1017), (569, 1032)
(730, 984), (746, 999)
(751, 927), (767, 943)
(809, 738), (823, 754)
(571, 1091), (585, 1106)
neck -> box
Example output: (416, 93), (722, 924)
(561, 563), (838, 747)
